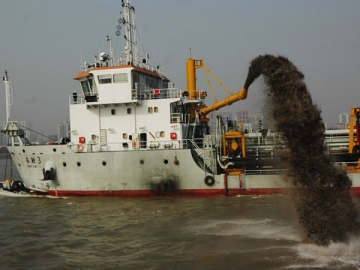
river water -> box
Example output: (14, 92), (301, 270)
(1, 157), (360, 270)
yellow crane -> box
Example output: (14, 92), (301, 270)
(347, 107), (360, 172)
(183, 54), (249, 174)
(183, 55), (248, 122)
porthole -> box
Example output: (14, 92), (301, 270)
(77, 162), (81, 167)
(63, 162), (67, 167)
(22, 149), (25, 153)
(140, 159), (144, 165)
(102, 161), (107, 166)
(53, 148), (57, 152)
(111, 109), (116, 115)
(164, 159), (168, 164)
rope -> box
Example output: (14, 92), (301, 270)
(16, 123), (56, 142)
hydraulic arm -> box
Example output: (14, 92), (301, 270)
(184, 56), (249, 120)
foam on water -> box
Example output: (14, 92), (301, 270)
(191, 218), (300, 242)
(294, 237), (360, 269)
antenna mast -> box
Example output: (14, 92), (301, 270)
(122, 0), (138, 65)
(3, 70), (13, 126)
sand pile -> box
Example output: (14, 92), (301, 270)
(244, 54), (359, 245)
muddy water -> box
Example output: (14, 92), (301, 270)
(1, 157), (360, 269)
(244, 55), (360, 245)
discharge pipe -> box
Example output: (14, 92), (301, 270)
(200, 62), (261, 116)
(200, 87), (248, 116)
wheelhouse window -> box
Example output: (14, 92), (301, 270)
(98, 74), (112, 84)
(146, 78), (158, 89)
(80, 76), (95, 95)
(132, 74), (140, 89)
(89, 77), (94, 91)
(113, 73), (128, 83)
(80, 80), (91, 95)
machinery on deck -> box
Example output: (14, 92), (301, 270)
(183, 53), (249, 176)
(347, 107), (360, 172)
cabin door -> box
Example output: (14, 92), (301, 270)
(139, 133), (147, 149)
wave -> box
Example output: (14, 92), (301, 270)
(291, 237), (360, 269)
(190, 218), (300, 241)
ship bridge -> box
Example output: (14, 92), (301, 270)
(73, 65), (179, 108)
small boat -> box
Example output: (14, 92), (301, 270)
(0, 179), (48, 197)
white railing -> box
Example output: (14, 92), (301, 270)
(132, 87), (181, 100)
(71, 138), (206, 153)
(245, 169), (288, 175)
(69, 94), (86, 105)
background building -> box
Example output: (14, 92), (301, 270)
(337, 113), (349, 129)
(58, 122), (70, 141)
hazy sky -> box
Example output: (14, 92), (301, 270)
(1, 0), (360, 135)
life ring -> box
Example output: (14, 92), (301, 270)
(77, 144), (85, 152)
(132, 140), (137, 148)
(204, 175), (215, 186)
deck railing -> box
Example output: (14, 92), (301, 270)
(132, 87), (181, 100)
(73, 138), (205, 153)
(245, 169), (288, 175)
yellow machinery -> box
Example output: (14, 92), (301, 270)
(347, 107), (360, 172)
(184, 54), (249, 174)
(184, 56), (248, 121)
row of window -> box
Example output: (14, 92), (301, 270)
(110, 107), (160, 115)
(62, 159), (171, 167)
(111, 108), (132, 115)
(148, 107), (159, 113)
(122, 131), (165, 140)
(98, 73), (128, 84)
(97, 72), (167, 89)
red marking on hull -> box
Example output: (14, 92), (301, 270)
(350, 187), (360, 197)
(240, 188), (290, 196)
(47, 187), (360, 197)
(47, 189), (227, 198)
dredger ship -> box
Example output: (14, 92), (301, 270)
(1, 0), (360, 197)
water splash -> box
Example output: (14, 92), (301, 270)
(244, 54), (360, 245)
(296, 238), (360, 269)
